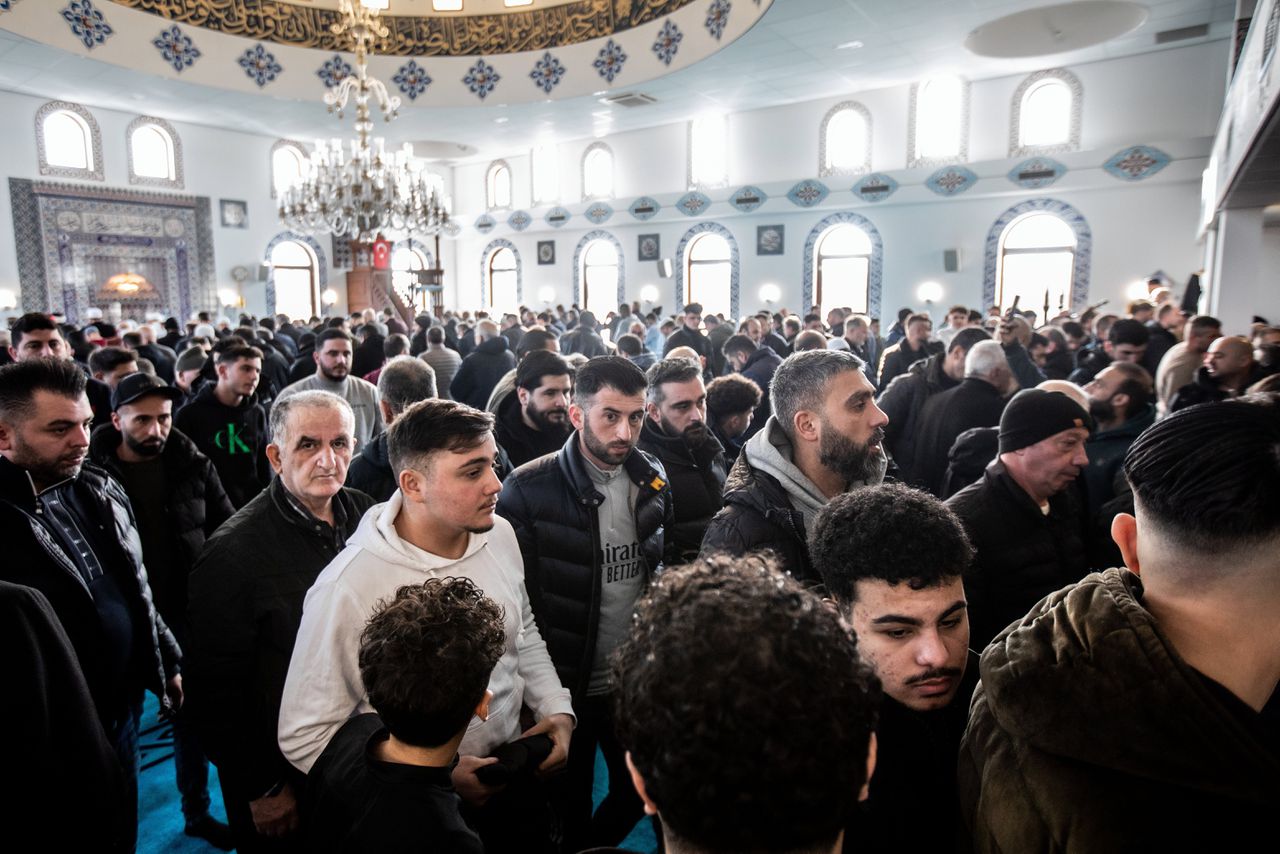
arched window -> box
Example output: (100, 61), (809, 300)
(814, 224), (873, 313)
(582, 142), (614, 200)
(581, 239), (619, 316)
(1010, 69), (1082, 157)
(688, 113), (728, 189)
(486, 160), (512, 210)
(685, 233), (732, 319)
(819, 102), (871, 177)
(487, 246), (519, 312)
(391, 245), (429, 306)
(996, 212), (1077, 319)
(36, 101), (103, 180)
(271, 240), (319, 321)
(271, 140), (307, 198)
(127, 117), (183, 187)
(909, 76), (969, 167)
(531, 144), (559, 205)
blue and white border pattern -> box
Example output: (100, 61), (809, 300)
(393, 237), (435, 270)
(674, 221), (740, 318)
(802, 211), (884, 320)
(479, 238), (521, 309)
(263, 231), (328, 317)
(572, 229), (626, 308)
(982, 198), (1091, 313)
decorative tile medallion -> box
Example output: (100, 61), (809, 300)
(61, 0), (114, 50)
(629, 196), (661, 220)
(729, 185), (767, 212)
(474, 213), (496, 234)
(152, 25), (200, 72)
(652, 19), (683, 66)
(585, 202), (614, 224)
(393, 60), (431, 100)
(706, 0), (732, 41)
(530, 52), (566, 94)
(1008, 158), (1066, 189)
(238, 44), (282, 88)
(545, 206), (571, 228)
(1103, 145), (1170, 181)
(316, 54), (353, 88)
(593, 39), (627, 83)
(786, 180), (829, 207)
(463, 59), (500, 100)
(507, 210), (532, 231)
(852, 173), (898, 202)
(676, 191), (712, 216)
(443, 220), (461, 237)
(925, 166), (978, 196)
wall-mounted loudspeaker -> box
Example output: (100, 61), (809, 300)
(657, 259), (673, 278)
(256, 264), (271, 281)
(943, 249), (961, 273)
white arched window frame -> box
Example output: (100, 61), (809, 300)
(36, 101), (103, 181)
(487, 245), (519, 311)
(581, 238), (620, 316)
(814, 223), (873, 313)
(996, 212), (1078, 320)
(581, 142), (614, 201)
(907, 76), (970, 168)
(1009, 69), (1083, 157)
(819, 101), (872, 177)
(684, 232), (733, 319)
(271, 140), (308, 199)
(271, 239), (320, 321)
(127, 116), (183, 188)
(688, 114), (729, 190)
(486, 159), (512, 210)
(531, 144), (559, 205)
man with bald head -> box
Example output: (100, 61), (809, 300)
(1170, 336), (1262, 412)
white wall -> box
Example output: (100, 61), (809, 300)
(448, 40), (1227, 322)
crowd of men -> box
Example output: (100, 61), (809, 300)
(1, 282), (1276, 853)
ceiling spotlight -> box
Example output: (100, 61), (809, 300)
(495, 116), (509, 124)
(916, 281), (944, 303)
(640, 284), (660, 303)
(759, 283), (781, 304)
(836, 40), (864, 50)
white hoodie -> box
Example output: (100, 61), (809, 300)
(278, 493), (575, 773)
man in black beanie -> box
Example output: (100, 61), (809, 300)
(946, 388), (1094, 650)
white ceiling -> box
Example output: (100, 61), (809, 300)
(0, 0), (1236, 161)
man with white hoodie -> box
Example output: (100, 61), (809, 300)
(700, 349), (890, 589)
(277, 399), (574, 851)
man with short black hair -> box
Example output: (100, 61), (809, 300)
(878, 313), (943, 389)
(280, 398), (573, 852)
(828, 314), (880, 384)
(176, 343), (271, 509)
(947, 388), (1094, 650)
(278, 328), (382, 450)
(703, 313), (732, 376)
(498, 356), (672, 850)
(0, 357), (183, 851)
(1070, 317), (1149, 385)
(638, 358), (727, 561)
(495, 349), (573, 467)
(705, 373), (761, 463)
(723, 332), (781, 439)
(559, 310), (610, 358)
(702, 349), (888, 586)
(345, 356), (438, 501)
(88, 345), (140, 389)
(1155, 314), (1220, 415)
(188, 391), (374, 853)
(959, 397), (1280, 849)
(8, 312), (113, 426)
(1082, 362), (1155, 512)
(612, 554), (881, 854)
(811, 484), (977, 851)
(937, 305), (970, 349)
(663, 303), (714, 379)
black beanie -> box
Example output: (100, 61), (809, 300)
(998, 389), (1094, 454)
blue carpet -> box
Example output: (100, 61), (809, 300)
(138, 693), (657, 852)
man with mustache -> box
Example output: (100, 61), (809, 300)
(811, 483), (977, 852)
(947, 388), (1094, 650)
(497, 356), (672, 851)
(701, 349), (889, 588)
(89, 372), (236, 848)
(494, 349), (573, 467)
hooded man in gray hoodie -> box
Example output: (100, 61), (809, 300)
(700, 349), (889, 588)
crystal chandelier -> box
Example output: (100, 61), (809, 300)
(277, 0), (450, 241)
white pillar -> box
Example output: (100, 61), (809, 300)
(1207, 206), (1278, 333)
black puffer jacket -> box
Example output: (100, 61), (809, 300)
(451, 336), (517, 410)
(636, 419), (727, 563)
(946, 459), (1091, 651)
(344, 431), (397, 502)
(876, 353), (957, 482)
(1169, 364), (1270, 412)
(89, 424), (235, 625)
(0, 457), (182, 723)
(186, 478), (374, 797)
(699, 447), (815, 587)
(494, 391), (571, 468)
(497, 432), (672, 701)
